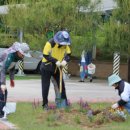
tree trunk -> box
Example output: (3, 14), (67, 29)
(128, 57), (130, 83)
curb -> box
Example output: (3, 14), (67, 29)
(0, 119), (17, 130)
(0, 122), (9, 130)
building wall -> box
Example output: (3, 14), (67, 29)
(68, 60), (128, 80)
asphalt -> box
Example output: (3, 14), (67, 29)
(7, 77), (119, 103)
(0, 77), (120, 129)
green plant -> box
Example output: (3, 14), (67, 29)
(74, 115), (81, 124)
(46, 113), (56, 122)
(6, 74), (41, 80)
(8, 102), (130, 130)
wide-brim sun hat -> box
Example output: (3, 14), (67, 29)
(108, 74), (121, 86)
(54, 31), (71, 45)
(13, 42), (31, 57)
(19, 43), (31, 57)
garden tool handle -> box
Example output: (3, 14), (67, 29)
(59, 67), (63, 94)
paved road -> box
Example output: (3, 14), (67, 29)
(1, 78), (120, 130)
(7, 77), (119, 103)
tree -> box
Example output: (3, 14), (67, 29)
(0, 0), (101, 56)
(0, 1), (5, 5)
(103, 0), (130, 55)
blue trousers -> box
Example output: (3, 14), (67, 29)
(124, 99), (130, 114)
(80, 62), (86, 80)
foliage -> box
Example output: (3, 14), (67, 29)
(102, 0), (130, 55)
(1, 0), (130, 59)
(6, 74), (41, 80)
(8, 102), (130, 130)
(24, 33), (47, 50)
(0, 0), (9, 5)
(0, 0), (101, 52)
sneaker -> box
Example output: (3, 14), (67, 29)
(42, 104), (49, 110)
(0, 115), (7, 120)
(79, 80), (84, 82)
(90, 79), (93, 82)
(0, 114), (4, 118)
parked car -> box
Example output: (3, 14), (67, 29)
(15, 50), (43, 73)
(0, 48), (43, 73)
(0, 48), (8, 54)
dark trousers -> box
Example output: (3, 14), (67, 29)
(40, 63), (67, 105)
(0, 89), (7, 115)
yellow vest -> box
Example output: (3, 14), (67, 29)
(42, 42), (71, 62)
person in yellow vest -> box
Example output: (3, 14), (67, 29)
(40, 30), (71, 110)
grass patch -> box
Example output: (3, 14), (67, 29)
(6, 74), (41, 80)
(7, 102), (130, 130)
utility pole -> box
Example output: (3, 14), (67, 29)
(92, 22), (96, 60)
(128, 13), (130, 82)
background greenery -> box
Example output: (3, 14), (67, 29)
(8, 102), (130, 130)
(0, 0), (130, 61)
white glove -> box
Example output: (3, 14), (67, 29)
(1, 85), (7, 94)
(61, 60), (67, 67)
(56, 61), (61, 67)
(111, 103), (119, 109)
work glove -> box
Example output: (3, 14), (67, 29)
(10, 80), (15, 87)
(61, 60), (67, 67)
(1, 85), (7, 94)
(111, 103), (119, 109)
(56, 61), (61, 67)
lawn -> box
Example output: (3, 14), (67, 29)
(8, 102), (130, 130)
(6, 74), (41, 80)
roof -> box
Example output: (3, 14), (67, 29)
(96, 0), (117, 11)
(0, 5), (8, 14)
(0, 4), (26, 15)
(79, 0), (117, 13)
(0, 0), (117, 15)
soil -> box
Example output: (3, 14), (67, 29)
(36, 105), (126, 129)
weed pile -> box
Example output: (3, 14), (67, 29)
(90, 108), (126, 126)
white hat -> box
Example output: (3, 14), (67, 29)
(108, 74), (121, 86)
(13, 42), (31, 57)
(19, 43), (31, 57)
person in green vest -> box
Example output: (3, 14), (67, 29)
(0, 42), (30, 118)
